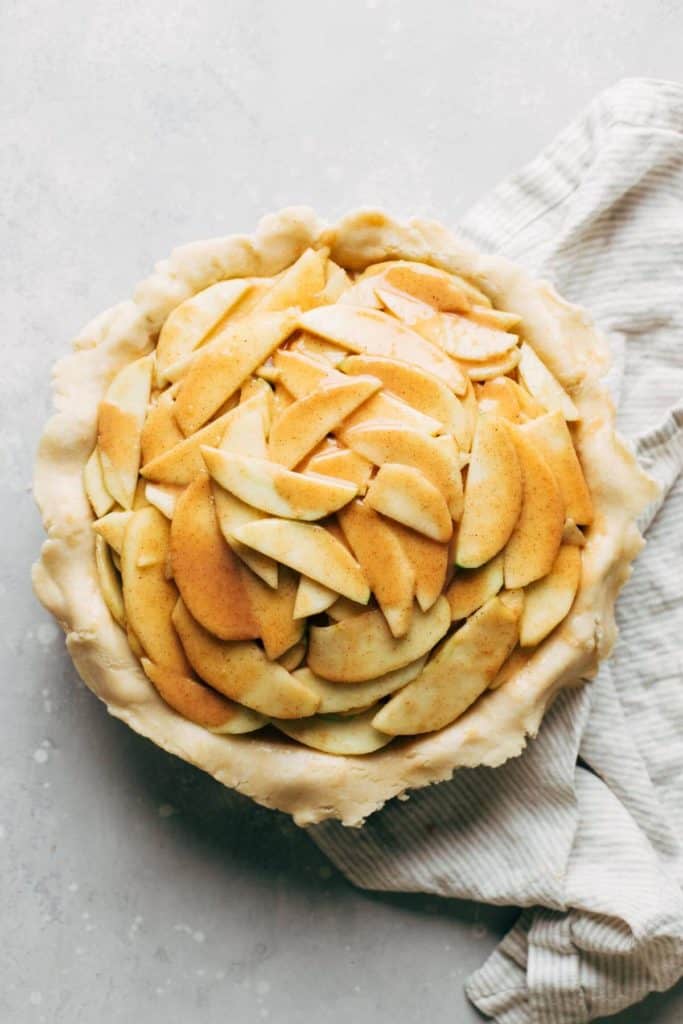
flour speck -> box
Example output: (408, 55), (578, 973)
(33, 749), (48, 765)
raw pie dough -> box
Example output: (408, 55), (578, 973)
(33, 208), (657, 826)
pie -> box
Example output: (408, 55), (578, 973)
(33, 208), (657, 826)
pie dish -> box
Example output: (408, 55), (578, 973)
(33, 208), (657, 826)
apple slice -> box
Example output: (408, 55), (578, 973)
(303, 446), (373, 492)
(340, 354), (469, 440)
(219, 393), (269, 459)
(140, 388), (184, 465)
(268, 375), (381, 469)
(97, 353), (154, 509)
(366, 464), (452, 543)
(518, 343), (579, 421)
(520, 411), (593, 524)
(373, 594), (521, 735)
(326, 596), (369, 621)
(459, 378), (478, 453)
(277, 641), (307, 672)
(254, 247), (327, 312)
(504, 429), (565, 588)
(294, 657), (426, 714)
(336, 391), (443, 440)
(173, 311), (296, 434)
(456, 415), (523, 568)
(274, 348), (344, 398)
(337, 275), (384, 308)
(273, 381), (295, 416)
(121, 507), (190, 673)
(384, 520), (449, 612)
(201, 447), (357, 520)
(273, 707), (393, 755)
(344, 424), (463, 519)
(212, 485), (278, 588)
(141, 658), (267, 734)
(338, 500), (415, 638)
(458, 347), (521, 381)
(140, 406), (245, 485)
(468, 306), (522, 331)
(94, 535), (126, 627)
(446, 554), (504, 621)
(156, 279), (252, 383)
(240, 375), (273, 409)
(293, 333), (348, 366)
(294, 576), (338, 618)
(520, 545), (582, 647)
(232, 519), (369, 604)
(84, 447), (115, 518)
(144, 482), (183, 520)
(476, 376), (524, 422)
(241, 566), (303, 659)
(362, 259), (492, 308)
(417, 312), (518, 362)
(371, 262), (472, 312)
(299, 306), (466, 393)
(93, 510), (133, 554)
(308, 596), (450, 683)
(172, 599), (319, 719)
(318, 260), (352, 304)
(375, 287), (433, 325)
(170, 475), (258, 640)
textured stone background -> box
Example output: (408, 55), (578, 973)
(3, 2), (682, 1021)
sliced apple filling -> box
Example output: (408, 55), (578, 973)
(85, 250), (589, 753)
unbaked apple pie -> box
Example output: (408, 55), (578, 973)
(33, 209), (657, 825)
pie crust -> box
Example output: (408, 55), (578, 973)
(32, 208), (657, 826)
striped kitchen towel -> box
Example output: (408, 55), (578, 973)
(310, 78), (683, 1023)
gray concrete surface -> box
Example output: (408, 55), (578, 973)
(3, 1), (682, 1021)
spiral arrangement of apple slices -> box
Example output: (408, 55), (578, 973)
(85, 249), (593, 755)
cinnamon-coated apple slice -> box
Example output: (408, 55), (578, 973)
(326, 596), (369, 621)
(94, 535), (126, 627)
(340, 354), (469, 440)
(219, 393), (269, 459)
(365, 464), (453, 543)
(241, 566), (303, 659)
(458, 347), (521, 381)
(172, 599), (319, 719)
(503, 429), (565, 588)
(140, 388), (184, 464)
(172, 311), (296, 434)
(97, 353), (154, 509)
(520, 411), (593, 524)
(318, 260), (352, 304)
(344, 424), (463, 519)
(303, 446), (373, 492)
(121, 507), (190, 673)
(368, 262), (473, 312)
(298, 306), (466, 393)
(292, 332), (347, 366)
(308, 597), (450, 683)
(459, 378), (479, 453)
(520, 545), (582, 647)
(84, 447), (115, 518)
(294, 657), (426, 714)
(212, 485), (278, 588)
(336, 391), (443, 440)
(170, 475), (258, 640)
(338, 500), (415, 638)
(273, 707), (393, 755)
(417, 312), (518, 362)
(141, 658), (267, 734)
(277, 641), (307, 672)
(373, 593), (521, 735)
(456, 415), (523, 568)
(562, 518), (586, 547)
(467, 306), (522, 331)
(293, 576), (338, 619)
(268, 375), (381, 469)
(476, 376), (524, 422)
(93, 510), (133, 554)
(140, 406), (247, 485)
(384, 520), (449, 612)
(144, 483), (183, 520)
(202, 447), (358, 520)
(446, 554), (504, 621)
(274, 348), (344, 399)
(254, 247), (327, 312)
(232, 519), (369, 604)
(155, 279), (252, 383)
(375, 287), (433, 325)
(518, 343), (579, 421)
